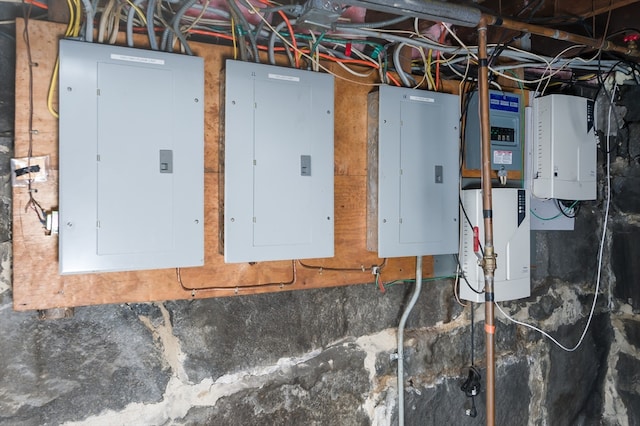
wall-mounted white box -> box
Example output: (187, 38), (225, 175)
(58, 40), (204, 274)
(459, 188), (530, 302)
(367, 86), (459, 257)
(222, 60), (334, 263)
(532, 94), (596, 200)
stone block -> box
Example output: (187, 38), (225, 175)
(612, 228), (640, 309)
(616, 352), (640, 426)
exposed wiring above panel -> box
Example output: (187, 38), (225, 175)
(37, 0), (635, 91)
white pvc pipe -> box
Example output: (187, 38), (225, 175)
(397, 256), (423, 426)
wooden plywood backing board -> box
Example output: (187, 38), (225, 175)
(13, 19), (435, 311)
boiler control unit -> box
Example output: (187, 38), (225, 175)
(459, 188), (530, 303)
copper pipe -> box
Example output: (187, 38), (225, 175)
(477, 16), (497, 426)
(482, 13), (638, 58)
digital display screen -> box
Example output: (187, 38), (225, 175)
(491, 126), (515, 143)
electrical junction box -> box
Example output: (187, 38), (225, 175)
(464, 90), (523, 174)
(459, 188), (530, 303)
(531, 94), (596, 200)
(367, 86), (459, 257)
(222, 60), (334, 263)
(58, 39), (204, 274)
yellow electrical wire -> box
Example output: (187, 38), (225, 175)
(47, 0), (80, 118)
(124, 0), (146, 25)
(231, 17), (237, 60)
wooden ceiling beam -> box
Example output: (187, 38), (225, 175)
(555, 0), (640, 19)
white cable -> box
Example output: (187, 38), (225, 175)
(496, 82), (618, 352)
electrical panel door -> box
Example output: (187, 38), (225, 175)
(465, 90), (523, 174)
(223, 60), (334, 263)
(58, 40), (204, 274)
(532, 94), (596, 200)
(459, 188), (530, 302)
(367, 86), (459, 257)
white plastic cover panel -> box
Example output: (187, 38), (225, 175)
(459, 188), (530, 302)
(367, 86), (459, 257)
(223, 60), (334, 263)
(58, 39), (204, 274)
(532, 94), (596, 200)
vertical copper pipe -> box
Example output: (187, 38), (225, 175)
(477, 17), (496, 426)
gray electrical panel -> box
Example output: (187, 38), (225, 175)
(367, 86), (459, 257)
(222, 60), (334, 263)
(58, 40), (204, 274)
(465, 90), (523, 173)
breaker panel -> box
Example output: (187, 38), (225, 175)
(464, 90), (523, 179)
(367, 86), (459, 257)
(459, 188), (530, 303)
(222, 60), (334, 263)
(531, 94), (596, 200)
(58, 40), (204, 274)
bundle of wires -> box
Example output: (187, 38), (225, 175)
(47, 0), (634, 92)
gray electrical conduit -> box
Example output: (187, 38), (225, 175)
(227, 0), (260, 62)
(334, 14), (410, 29)
(397, 256), (422, 426)
(126, 0), (145, 47)
(80, 0), (94, 42)
(146, 0), (158, 50)
(172, 0), (198, 55)
(393, 42), (416, 88)
(268, 20), (295, 67)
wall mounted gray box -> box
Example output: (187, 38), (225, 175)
(222, 60), (334, 263)
(58, 39), (204, 274)
(367, 86), (460, 257)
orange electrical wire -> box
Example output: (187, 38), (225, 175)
(278, 10), (299, 68)
(386, 72), (401, 86)
(187, 28), (392, 84)
(25, 0), (48, 9)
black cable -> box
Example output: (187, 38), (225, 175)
(454, 254), (484, 295)
(470, 301), (474, 365)
(556, 199), (580, 218)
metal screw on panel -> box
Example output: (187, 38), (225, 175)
(230, 218), (235, 222)
(194, 219), (199, 224)
(327, 216), (331, 220)
(67, 87), (72, 92)
(232, 100), (236, 105)
(327, 110), (331, 114)
(383, 219), (387, 223)
(194, 98), (199, 103)
(66, 222), (73, 227)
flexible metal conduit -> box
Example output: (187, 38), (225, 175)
(397, 256), (422, 426)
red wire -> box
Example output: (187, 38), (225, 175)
(25, 0), (48, 9)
